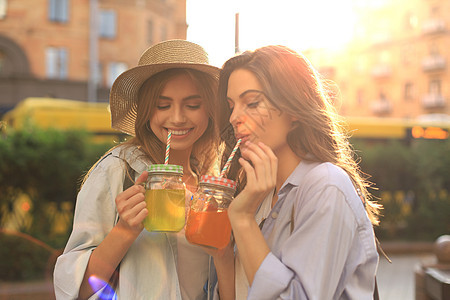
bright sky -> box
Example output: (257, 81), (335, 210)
(186, 0), (356, 67)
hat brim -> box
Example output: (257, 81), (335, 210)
(110, 63), (220, 136)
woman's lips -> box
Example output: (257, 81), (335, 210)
(235, 135), (250, 144)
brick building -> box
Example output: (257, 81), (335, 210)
(305, 0), (449, 120)
(0, 0), (187, 115)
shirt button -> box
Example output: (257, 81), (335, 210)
(271, 211), (278, 219)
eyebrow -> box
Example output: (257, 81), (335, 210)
(227, 89), (264, 102)
(159, 95), (202, 101)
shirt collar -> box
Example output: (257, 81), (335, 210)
(279, 153), (320, 193)
(111, 145), (151, 174)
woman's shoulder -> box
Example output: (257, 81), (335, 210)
(96, 144), (149, 173)
(304, 162), (368, 220)
(293, 161), (357, 204)
(305, 162), (351, 188)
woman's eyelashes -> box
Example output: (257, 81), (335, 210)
(247, 101), (260, 109)
(157, 104), (170, 110)
(226, 98), (260, 111)
(156, 102), (202, 110)
(186, 103), (201, 109)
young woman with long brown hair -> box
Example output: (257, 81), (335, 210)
(212, 45), (382, 300)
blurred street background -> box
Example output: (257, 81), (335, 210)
(0, 0), (449, 299)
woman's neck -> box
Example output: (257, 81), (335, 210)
(274, 145), (301, 194)
(167, 149), (198, 192)
(166, 149), (191, 170)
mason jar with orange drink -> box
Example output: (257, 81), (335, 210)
(185, 175), (236, 249)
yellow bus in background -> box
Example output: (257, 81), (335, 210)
(344, 116), (450, 141)
(2, 97), (449, 143)
(1, 97), (128, 143)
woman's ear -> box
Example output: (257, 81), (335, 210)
(290, 116), (300, 129)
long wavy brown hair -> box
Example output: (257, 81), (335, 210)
(219, 45), (382, 225)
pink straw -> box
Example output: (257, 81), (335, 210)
(164, 130), (171, 165)
(220, 139), (242, 178)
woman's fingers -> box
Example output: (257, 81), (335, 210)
(240, 141), (276, 189)
(119, 193), (147, 222)
(116, 171), (149, 229)
(135, 171), (148, 186)
(256, 142), (278, 185)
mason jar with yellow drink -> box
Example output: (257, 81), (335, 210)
(144, 164), (185, 232)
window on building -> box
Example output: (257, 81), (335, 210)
(431, 6), (440, 17)
(404, 12), (418, 29)
(99, 10), (117, 39)
(48, 0), (69, 23)
(0, 0), (7, 19)
(107, 62), (127, 87)
(147, 20), (154, 45)
(46, 47), (68, 79)
(429, 79), (441, 95)
(404, 82), (414, 101)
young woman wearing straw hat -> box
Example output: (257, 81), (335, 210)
(210, 45), (382, 299)
(54, 40), (226, 299)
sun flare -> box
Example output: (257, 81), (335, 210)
(187, 0), (356, 66)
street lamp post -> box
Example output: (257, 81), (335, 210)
(235, 12), (240, 54)
(88, 0), (99, 102)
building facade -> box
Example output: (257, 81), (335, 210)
(0, 0), (187, 114)
(306, 0), (449, 120)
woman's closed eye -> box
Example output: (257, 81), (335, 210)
(157, 104), (170, 110)
(186, 103), (202, 109)
(247, 101), (260, 109)
(156, 102), (202, 110)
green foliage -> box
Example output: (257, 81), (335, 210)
(0, 230), (57, 281)
(0, 125), (113, 248)
(352, 138), (450, 241)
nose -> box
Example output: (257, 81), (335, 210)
(171, 105), (186, 124)
(229, 105), (243, 127)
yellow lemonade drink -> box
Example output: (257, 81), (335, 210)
(144, 188), (185, 232)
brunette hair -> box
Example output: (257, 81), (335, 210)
(219, 45), (381, 225)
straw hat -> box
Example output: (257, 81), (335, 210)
(110, 39), (220, 136)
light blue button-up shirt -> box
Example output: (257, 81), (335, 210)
(244, 160), (379, 300)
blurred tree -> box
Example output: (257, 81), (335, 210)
(0, 124), (112, 248)
(353, 138), (450, 241)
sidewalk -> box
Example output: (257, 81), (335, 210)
(377, 253), (436, 300)
(0, 241), (436, 300)
(376, 240), (436, 300)
(0, 279), (55, 300)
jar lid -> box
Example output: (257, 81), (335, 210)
(148, 164), (183, 175)
(200, 175), (236, 191)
